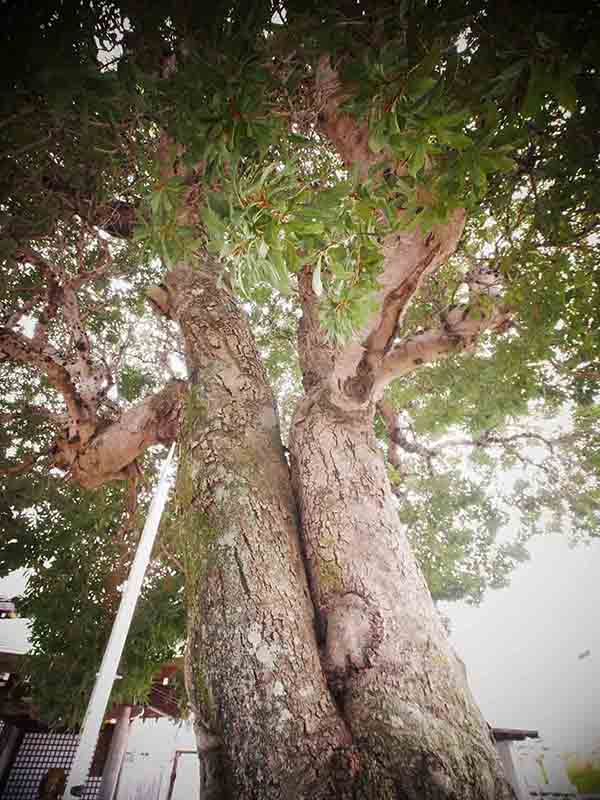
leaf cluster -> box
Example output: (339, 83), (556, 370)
(395, 467), (527, 605)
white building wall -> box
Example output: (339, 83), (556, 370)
(496, 740), (530, 800)
(115, 717), (198, 800)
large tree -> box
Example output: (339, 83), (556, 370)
(1, 1), (599, 797)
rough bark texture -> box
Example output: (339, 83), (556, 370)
(297, 267), (339, 393)
(165, 252), (515, 799)
(64, 379), (186, 487)
(289, 391), (514, 798)
(163, 259), (354, 799)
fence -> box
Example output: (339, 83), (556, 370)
(1, 732), (102, 800)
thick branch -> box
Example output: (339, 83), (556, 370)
(61, 282), (113, 410)
(59, 379), (187, 488)
(332, 233), (466, 406)
(374, 304), (512, 393)
(316, 56), (381, 179)
(5, 242), (124, 443)
(343, 240), (445, 403)
(377, 400), (404, 472)
(296, 266), (338, 392)
(0, 326), (92, 433)
(1, 325), (185, 489)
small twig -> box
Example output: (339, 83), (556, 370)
(377, 399), (437, 477)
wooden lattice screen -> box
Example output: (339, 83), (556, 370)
(1, 732), (102, 800)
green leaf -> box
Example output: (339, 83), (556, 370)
(408, 144), (426, 177)
(150, 191), (162, 217)
(201, 204), (227, 241)
(407, 75), (438, 100)
(438, 130), (472, 151)
(522, 61), (547, 117)
(368, 129), (387, 154)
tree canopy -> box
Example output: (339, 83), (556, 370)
(1, 0), (599, 728)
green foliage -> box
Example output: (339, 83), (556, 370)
(0, 468), (185, 727)
(388, 338), (543, 439)
(117, 365), (157, 402)
(0, 360), (184, 726)
(134, 176), (203, 268)
(198, 152), (391, 340)
(342, 45), (517, 221)
(397, 468), (528, 605)
(506, 406), (600, 542)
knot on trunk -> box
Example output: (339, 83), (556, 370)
(323, 592), (383, 688)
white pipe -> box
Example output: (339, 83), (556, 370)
(65, 443), (176, 797)
(97, 705), (132, 800)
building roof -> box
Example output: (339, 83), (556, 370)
(491, 727), (539, 742)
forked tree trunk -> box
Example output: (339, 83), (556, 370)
(168, 257), (514, 798)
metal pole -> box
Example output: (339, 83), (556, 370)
(97, 705), (132, 800)
(65, 443), (176, 797)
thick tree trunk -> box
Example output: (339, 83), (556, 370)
(289, 388), (514, 798)
(169, 256), (514, 798)
(165, 259), (352, 799)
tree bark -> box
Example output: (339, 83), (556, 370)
(165, 258), (353, 799)
(167, 254), (514, 799)
(289, 388), (514, 798)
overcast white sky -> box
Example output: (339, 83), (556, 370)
(442, 533), (600, 753)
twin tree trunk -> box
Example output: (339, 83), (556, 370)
(164, 257), (514, 799)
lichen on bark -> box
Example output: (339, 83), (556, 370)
(167, 257), (355, 798)
(165, 251), (515, 798)
(287, 380), (514, 798)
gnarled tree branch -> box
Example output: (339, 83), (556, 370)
(1, 323), (186, 487)
(374, 303), (512, 393)
(55, 378), (186, 487)
(377, 399), (436, 477)
(0, 325), (93, 435)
